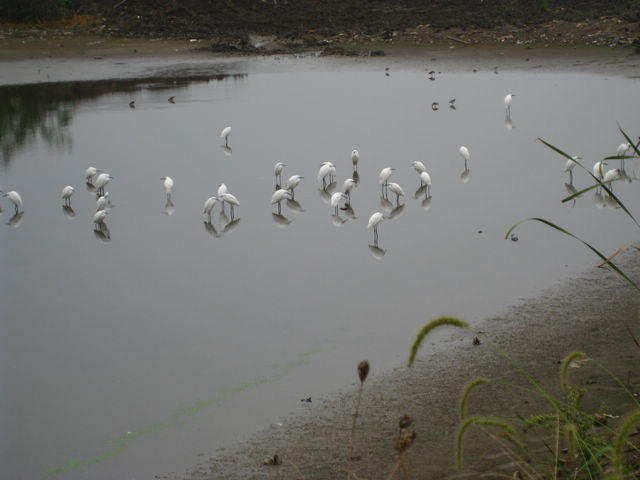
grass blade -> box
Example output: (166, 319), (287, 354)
(505, 218), (640, 291)
(408, 317), (468, 368)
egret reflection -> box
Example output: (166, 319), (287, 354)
(203, 220), (220, 238)
(352, 170), (360, 184)
(7, 210), (24, 227)
(460, 167), (470, 183)
(379, 195), (393, 215)
(421, 195), (433, 211)
(414, 184), (427, 199)
(85, 181), (97, 193)
(368, 243), (386, 260)
(594, 190), (606, 209)
(331, 214), (347, 227)
(317, 187), (332, 205)
(93, 222), (111, 243)
(505, 113), (513, 130)
(285, 198), (305, 213)
(343, 203), (356, 220)
(221, 145), (232, 156)
(389, 203), (405, 219)
(272, 212), (292, 227)
(164, 197), (175, 216)
(564, 183), (578, 208)
(223, 218), (240, 233)
(62, 205), (76, 218)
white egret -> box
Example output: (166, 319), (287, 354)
(161, 176), (174, 197)
(379, 167), (394, 195)
(343, 178), (356, 203)
(564, 155), (580, 183)
(420, 171), (432, 197)
(274, 162), (286, 185)
(330, 191), (346, 215)
(1, 190), (23, 213)
(387, 182), (405, 206)
(203, 196), (218, 221)
(592, 161), (607, 180)
(93, 209), (109, 226)
(271, 188), (291, 214)
(220, 126), (232, 146)
(94, 173), (112, 196)
(411, 160), (426, 174)
(284, 175), (303, 199)
(616, 143), (630, 156)
(96, 193), (110, 211)
(367, 211), (384, 243)
(217, 183), (228, 210)
(459, 146), (470, 162)
(317, 163), (333, 189)
(85, 167), (100, 183)
(61, 186), (75, 206)
(220, 192), (239, 218)
(351, 149), (359, 170)
(504, 93), (515, 115)
(603, 168), (622, 185)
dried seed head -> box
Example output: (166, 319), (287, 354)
(399, 414), (414, 430)
(394, 428), (417, 452)
(357, 360), (370, 383)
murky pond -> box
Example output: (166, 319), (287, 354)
(1, 53), (639, 480)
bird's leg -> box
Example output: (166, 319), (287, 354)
(278, 202), (282, 215)
(225, 137), (229, 147)
(290, 188), (295, 200)
(569, 170), (573, 184)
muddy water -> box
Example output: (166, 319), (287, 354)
(0, 55), (639, 480)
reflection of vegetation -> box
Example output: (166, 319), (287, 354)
(0, 73), (247, 169)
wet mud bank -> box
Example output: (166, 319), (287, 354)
(184, 251), (640, 480)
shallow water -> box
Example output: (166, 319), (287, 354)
(1, 56), (639, 480)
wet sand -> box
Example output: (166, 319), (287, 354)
(184, 249), (640, 480)
(1, 37), (640, 86)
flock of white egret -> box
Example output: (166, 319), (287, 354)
(1, 98), (635, 247)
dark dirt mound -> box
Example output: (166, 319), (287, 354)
(87, 0), (639, 38)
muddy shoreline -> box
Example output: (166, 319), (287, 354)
(181, 250), (640, 480)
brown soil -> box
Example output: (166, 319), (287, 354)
(1, 1), (640, 55)
(178, 250), (640, 480)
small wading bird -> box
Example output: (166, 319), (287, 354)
(93, 209), (109, 226)
(284, 175), (303, 200)
(564, 155), (581, 184)
(343, 178), (356, 204)
(351, 150), (359, 171)
(504, 93), (515, 116)
(203, 196), (218, 221)
(411, 160), (426, 175)
(85, 167), (100, 183)
(593, 161), (607, 180)
(96, 193), (110, 212)
(220, 192), (239, 218)
(271, 189), (291, 214)
(379, 167), (394, 196)
(317, 162), (334, 190)
(218, 183), (228, 211)
(220, 126), (232, 146)
(61, 186), (75, 206)
(387, 182), (405, 206)
(1, 190), (23, 213)
(420, 171), (432, 197)
(161, 176), (174, 198)
(94, 173), (112, 196)
(367, 211), (384, 243)
(330, 192), (346, 215)
(274, 162), (285, 186)
(459, 146), (470, 171)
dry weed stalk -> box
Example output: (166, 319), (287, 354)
(347, 360), (370, 480)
